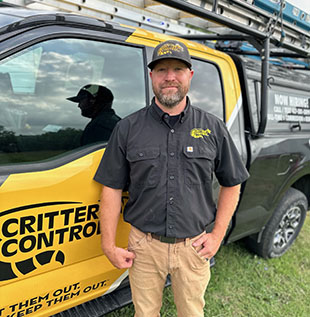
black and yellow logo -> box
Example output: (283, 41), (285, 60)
(190, 128), (211, 139)
(0, 201), (100, 281)
(157, 43), (183, 57)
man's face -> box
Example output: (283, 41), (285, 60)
(78, 97), (96, 118)
(150, 59), (194, 109)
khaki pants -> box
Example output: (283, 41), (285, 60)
(128, 226), (211, 317)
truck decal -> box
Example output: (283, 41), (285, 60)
(0, 250), (65, 281)
(0, 201), (101, 281)
(268, 91), (310, 123)
(227, 95), (242, 130)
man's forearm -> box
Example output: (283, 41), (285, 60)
(99, 185), (123, 254)
(193, 184), (241, 258)
(212, 184), (241, 240)
(99, 185), (135, 269)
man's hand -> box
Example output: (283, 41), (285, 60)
(192, 185), (241, 260)
(104, 246), (136, 269)
(192, 232), (223, 260)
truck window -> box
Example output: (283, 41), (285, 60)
(0, 39), (146, 165)
(267, 87), (310, 132)
(247, 68), (310, 133)
(248, 79), (260, 132)
(188, 59), (224, 120)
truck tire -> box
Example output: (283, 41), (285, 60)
(247, 188), (308, 259)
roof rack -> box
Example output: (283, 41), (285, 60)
(0, 0), (206, 35)
(155, 0), (310, 57)
(3, 0), (310, 56)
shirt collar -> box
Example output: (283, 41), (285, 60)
(150, 97), (191, 124)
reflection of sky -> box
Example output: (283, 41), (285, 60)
(0, 38), (146, 135)
(188, 60), (223, 119)
(0, 14), (20, 28)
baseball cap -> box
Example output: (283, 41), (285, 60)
(148, 40), (192, 70)
(67, 84), (113, 103)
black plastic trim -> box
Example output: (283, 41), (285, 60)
(0, 144), (105, 177)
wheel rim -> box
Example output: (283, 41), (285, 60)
(273, 206), (302, 250)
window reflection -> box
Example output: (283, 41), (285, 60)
(188, 59), (223, 119)
(0, 39), (146, 165)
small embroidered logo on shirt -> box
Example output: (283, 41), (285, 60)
(190, 128), (212, 139)
(187, 146), (194, 152)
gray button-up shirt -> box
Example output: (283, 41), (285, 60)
(94, 98), (249, 238)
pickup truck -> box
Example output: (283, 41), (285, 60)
(0, 3), (309, 316)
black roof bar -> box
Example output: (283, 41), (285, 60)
(156, 0), (309, 57)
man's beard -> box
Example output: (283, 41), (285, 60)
(153, 82), (188, 109)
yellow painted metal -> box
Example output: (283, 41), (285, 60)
(0, 150), (131, 315)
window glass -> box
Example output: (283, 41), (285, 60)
(248, 79), (260, 132)
(0, 14), (20, 28)
(188, 59), (223, 120)
(266, 87), (310, 132)
(0, 39), (146, 165)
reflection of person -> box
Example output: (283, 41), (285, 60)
(94, 40), (249, 316)
(67, 84), (120, 146)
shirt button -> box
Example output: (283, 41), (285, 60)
(169, 175), (175, 180)
(169, 225), (173, 229)
(170, 152), (175, 157)
(138, 152), (144, 157)
(171, 129), (175, 133)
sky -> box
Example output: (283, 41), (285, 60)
(289, 0), (310, 14)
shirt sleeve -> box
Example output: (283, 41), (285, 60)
(93, 120), (129, 189)
(214, 121), (250, 187)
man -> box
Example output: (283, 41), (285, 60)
(67, 84), (120, 145)
(94, 40), (249, 316)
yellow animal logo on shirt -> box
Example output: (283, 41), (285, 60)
(190, 128), (212, 139)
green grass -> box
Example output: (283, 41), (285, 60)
(107, 214), (310, 316)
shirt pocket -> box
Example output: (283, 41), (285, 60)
(127, 147), (160, 188)
(183, 146), (215, 185)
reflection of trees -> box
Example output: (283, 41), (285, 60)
(0, 126), (18, 152)
(0, 126), (82, 154)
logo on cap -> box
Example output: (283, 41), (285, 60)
(157, 43), (184, 57)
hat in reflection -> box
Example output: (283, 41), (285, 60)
(67, 84), (113, 103)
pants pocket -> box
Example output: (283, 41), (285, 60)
(189, 244), (209, 269)
(128, 226), (147, 251)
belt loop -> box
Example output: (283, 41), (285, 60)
(185, 237), (191, 246)
(147, 233), (152, 242)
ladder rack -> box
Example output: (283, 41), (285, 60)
(1, 3), (309, 70)
(155, 0), (310, 57)
(1, 0), (206, 35)
(3, 0), (309, 57)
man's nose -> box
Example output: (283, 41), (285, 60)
(164, 68), (177, 80)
